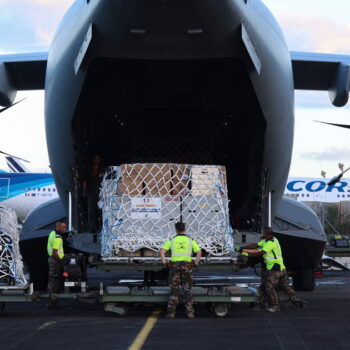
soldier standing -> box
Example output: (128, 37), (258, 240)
(47, 221), (66, 307)
(160, 222), (202, 319)
(239, 227), (305, 312)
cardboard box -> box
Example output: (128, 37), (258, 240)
(142, 249), (159, 257)
(143, 164), (171, 196)
(117, 164), (227, 197)
(119, 164), (172, 196)
(191, 165), (227, 196)
(118, 164), (144, 196)
(117, 249), (141, 257)
(170, 164), (191, 196)
(118, 177), (143, 196)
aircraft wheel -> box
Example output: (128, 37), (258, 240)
(104, 302), (129, 316)
(293, 268), (315, 291)
(213, 303), (230, 318)
(117, 304), (129, 317)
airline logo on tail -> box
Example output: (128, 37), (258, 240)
(6, 157), (29, 173)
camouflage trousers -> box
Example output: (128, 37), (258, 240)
(167, 262), (194, 315)
(48, 257), (63, 294)
(256, 267), (269, 308)
(258, 268), (295, 309)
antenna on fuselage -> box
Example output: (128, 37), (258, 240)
(315, 120), (350, 130)
(0, 151), (30, 163)
(0, 98), (26, 115)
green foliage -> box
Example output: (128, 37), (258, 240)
(325, 205), (350, 236)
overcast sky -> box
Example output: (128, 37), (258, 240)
(1, 0), (350, 177)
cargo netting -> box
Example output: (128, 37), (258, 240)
(0, 206), (27, 285)
(99, 164), (233, 258)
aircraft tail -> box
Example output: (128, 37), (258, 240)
(6, 157), (29, 173)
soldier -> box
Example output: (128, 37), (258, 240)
(256, 264), (269, 311)
(160, 222), (202, 319)
(239, 227), (305, 312)
(47, 221), (66, 308)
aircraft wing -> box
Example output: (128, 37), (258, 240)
(2, 51), (350, 107)
(291, 51), (350, 107)
(0, 52), (48, 106)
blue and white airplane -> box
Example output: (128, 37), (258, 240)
(0, 157), (58, 222)
(285, 177), (350, 203)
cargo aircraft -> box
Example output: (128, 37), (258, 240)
(1, 0), (349, 290)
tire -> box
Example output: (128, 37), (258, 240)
(293, 268), (315, 291)
(117, 304), (129, 317)
(213, 303), (230, 318)
(104, 303), (129, 316)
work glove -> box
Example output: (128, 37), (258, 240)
(235, 247), (243, 253)
(290, 296), (307, 308)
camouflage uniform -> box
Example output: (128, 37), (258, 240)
(265, 269), (295, 310)
(167, 262), (194, 315)
(48, 256), (63, 293)
(257, 265), (269, 309)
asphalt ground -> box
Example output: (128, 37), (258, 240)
(1, 270), (350, 350)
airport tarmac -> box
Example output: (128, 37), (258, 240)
(1, 270), (350, 350)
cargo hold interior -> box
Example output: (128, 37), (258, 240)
(72, 58), (266, 232)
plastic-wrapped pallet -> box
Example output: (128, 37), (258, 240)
(0, 206), (27, 286)
(99, 164), (233, 259)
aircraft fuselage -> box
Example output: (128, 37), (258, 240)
(45, 0), (294, 232)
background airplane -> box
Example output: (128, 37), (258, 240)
(285, 177), (350, 202)
(0, 157), (57, 222)
(6, 156), (29, 173)
(0, 100), (58, 221)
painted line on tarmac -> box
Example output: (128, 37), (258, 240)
(8, 320), (57, 350)
(37, 321), (57, 331)
(128, 309), (162, 350)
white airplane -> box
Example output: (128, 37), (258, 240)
(285, 177), (350, 203)
(0, 157), (58, 222)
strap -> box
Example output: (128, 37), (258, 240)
(271, 249), (277, 259)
